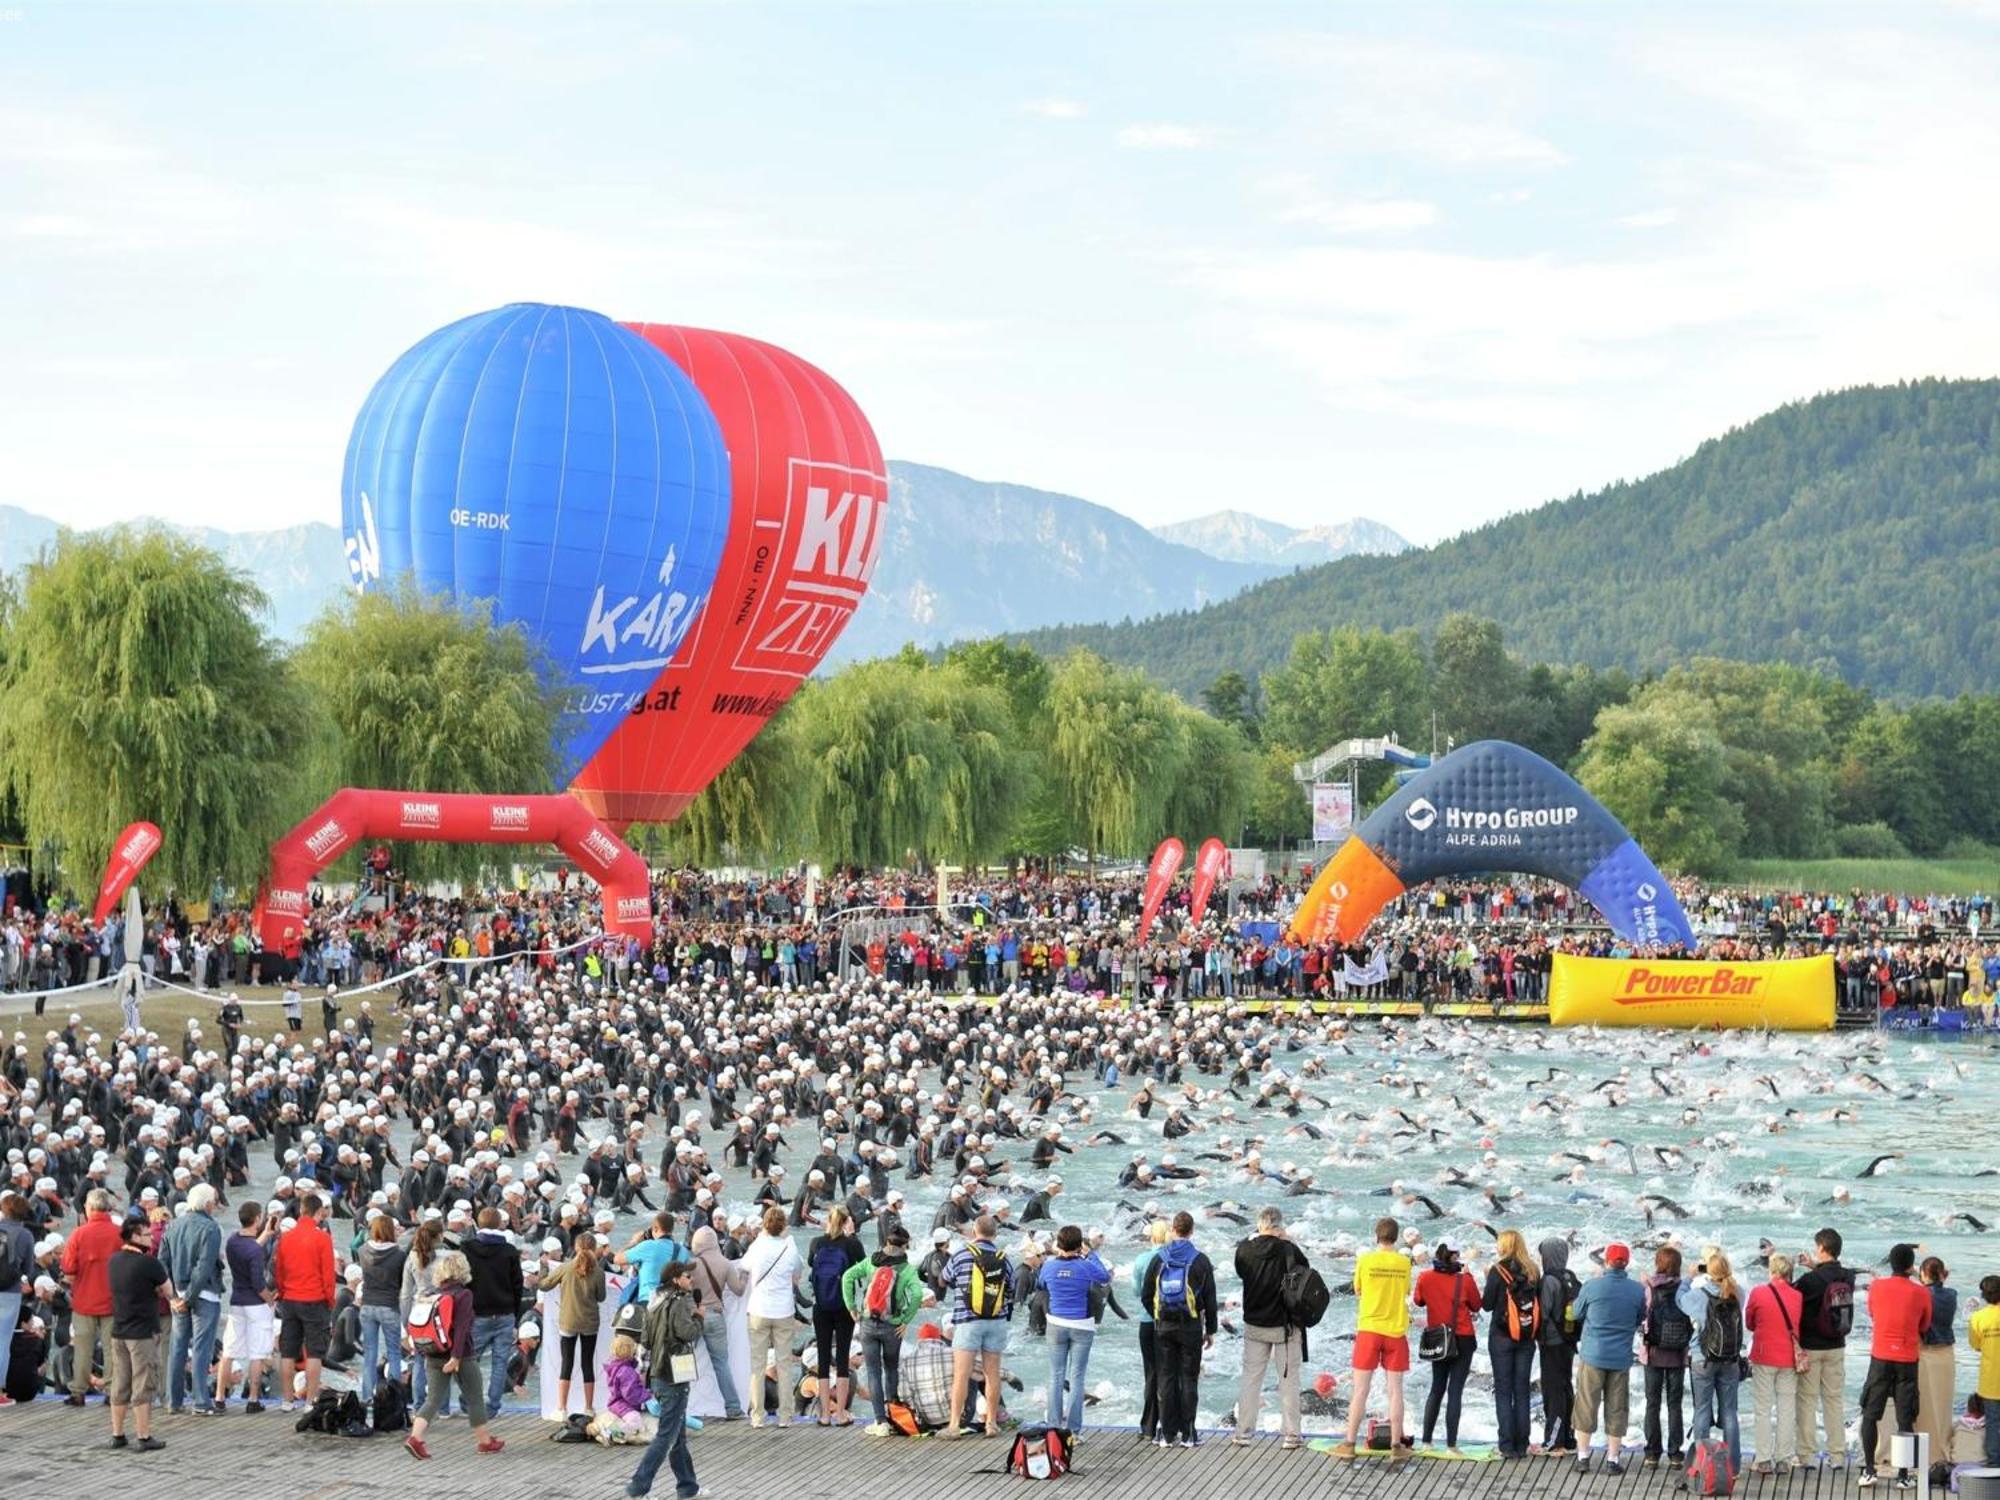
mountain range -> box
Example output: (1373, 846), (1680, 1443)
(0, 465), (1404, 660)
(1018, 379), (2000, 700)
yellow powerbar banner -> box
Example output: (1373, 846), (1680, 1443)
(1548, 952), (1835, 1031)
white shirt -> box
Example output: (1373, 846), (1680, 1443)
(741, 1231), (800, 1319)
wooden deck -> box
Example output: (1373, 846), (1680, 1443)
(0, 1398), (1880, 1500)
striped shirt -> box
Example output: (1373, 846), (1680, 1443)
(946, 1240), (1013, 1324)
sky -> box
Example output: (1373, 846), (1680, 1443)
(4, 1), (1999, 546)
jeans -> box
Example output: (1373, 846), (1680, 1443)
(1644, 1363), (1686, 1459)
(1690, 1359), (1742, 1472)
(1489, 1337), (1536, 1457)
(1421, 1340), (1474, 1446)
(360, 1305), (404, 1404)
(700, 1310), (742, 1418)
(1540, 1342), (1576, 1451)
(0, 1290), (20, 1389)
(169, 1296), (222, 1411)
(859, 1321), (900, 1425)
(1046, 1324), (1095, 1432)
(628, 1379), (699, 1498)
(474, 1313), (515, 1414)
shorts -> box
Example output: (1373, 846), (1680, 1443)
(1351, 1331), (1410, 1373)
(278, 1299), (331, 1361)
(110, 1336), (158, 1405)
(223, 1304), (275, 1361)
(955, 1317), (1011, 1356)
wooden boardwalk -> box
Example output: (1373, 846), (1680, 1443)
(0, 1399), (1878, 1500)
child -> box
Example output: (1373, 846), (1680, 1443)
(589, 1334), (655, 1446)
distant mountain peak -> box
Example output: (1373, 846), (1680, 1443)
(1152, 509), (1408, 565)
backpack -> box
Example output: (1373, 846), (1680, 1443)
(1006, 1423), (1074, 1479)
(1153, 1241), (1198, 1320)
(1699, 1294), (1743, 1364)
(967, 1246), (1009, 1319)
(550, 1412), (594, 1443)
(812, 1241), (851, 1308)
(1817, 1274), (1855, 1341)
(1645, 1287), (1693, 1353)
(1539, 1269), (1583, 1347)
(406, 1292), (455, 1357)
(1499, 1264), (1540, 1342)
(885, 1399), (924, 1437)
(1686, 1436), (1737, 1496)
(371, 1380), (410, 1433)
(863, 1264), (898, 1321)
(294, 1390), (348, 1435)
(1280, 1263), (1330, 1330)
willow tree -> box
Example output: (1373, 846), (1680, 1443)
(651, 704), (806, 867)
(791, 657), (1027, 868)
(0, 527), (313, 896)
(292, 584), (570, 883)
(1163, 702), (1252, 847)
(1043, 650), (1189, 865)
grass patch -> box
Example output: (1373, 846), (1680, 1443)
(1716, 858), (2000, 897)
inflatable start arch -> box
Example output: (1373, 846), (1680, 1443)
(256, 790), (653, 952)
(1288, 740), (1697, 950)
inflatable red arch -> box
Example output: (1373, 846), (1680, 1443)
(255, 790), (653, 952)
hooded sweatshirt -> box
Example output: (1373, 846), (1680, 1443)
(841, 1247), (925, 1327)
(687, 1226), (748, 1313)
(1538, 1238), (1578, 1348)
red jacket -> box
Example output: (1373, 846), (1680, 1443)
(1745, 1279), (1805, 1368)
(61, 1210), (124, 1317)
(1869, 1274), (1933, 1363)
(272, 1215), (337, 1305)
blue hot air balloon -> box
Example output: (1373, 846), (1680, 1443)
(341, 303), (731, 776)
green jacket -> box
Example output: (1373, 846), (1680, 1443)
(841, 1251), (925, 1327)
(641, 1286), (703, 1382)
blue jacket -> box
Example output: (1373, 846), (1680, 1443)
(163, 1209), (225, 1303)
(1575, 1266), (1645, 1371)
(1038, 1251), (1111, 1322)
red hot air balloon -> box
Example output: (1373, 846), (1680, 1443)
(568, 327), (887, 827)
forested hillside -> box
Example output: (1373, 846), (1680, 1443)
(1019, 380), (2000, 699)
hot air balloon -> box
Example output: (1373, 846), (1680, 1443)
(341, 303), (732, 776)
(567, 326), (887, 826)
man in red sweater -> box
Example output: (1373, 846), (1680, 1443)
(271, 1193), (336, 1409)
(1858, 1242), (1931, 1490)
(59, 1189), (124, 1404)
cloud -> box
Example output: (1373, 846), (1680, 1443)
(1249, 36), (1567, 166)
(1262, 174), (1438, 233)
(1117, 123), (1212, 150)
(1020, 98), (1086, 120)
(1617, 208), (1678, 229)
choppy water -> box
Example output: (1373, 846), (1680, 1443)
(965, 1022), (2000, 1439)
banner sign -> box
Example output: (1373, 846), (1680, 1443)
(1547, 952), (1834, 1031)
(1310, 782), (1353, 843)
(1136, 837), (1185, 945)
(92, 821), (162, 925)
(1188, 837), (1230, 925)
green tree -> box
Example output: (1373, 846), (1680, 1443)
(1577, 699), (1743, 873)
(0, 528), (313, 895)
(651, 706), (804, 866)
(1163, 705), (1251, 846)
(1243, 742), (1312, 848)
(1260, 625), (1430, 755)
(1200, 670), (1259, 741)
(1043, 650), (1188, 865)
(294, 585), (570, 882)
(1430, 614), (1527, 746)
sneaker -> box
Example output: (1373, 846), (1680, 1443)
(280, 1399), (299, 1414)
(1893, 1477), (1917, 1492)
(1858, 1471), (1878, 1489)
(942, 1425), (965, 1441)
(865, 1421), (894, 1436)
(1644, 1457), (1660, 1471)
(1154, 1437), (1169, 1448)
(1606, 1460), (1625, 1476)
(245, 1401), (265, 1414)
(0, 1394), (15, 1407)
(477, 1437), (505, 1454)
(1229, 1435), (1253, 1447)
(192, 1405), (222, 1417)
(1181, 1436), (1201, 1449)
(109, 1435), (129, 1449)
(1330, 1441), (1357, 1459)
(64, 1393), (88, 1407)
(1575, 1455), (1594, 1473)
(404, 1436), (432, 1461)
(1446, 1447), (1465, 1459)
(136, 1437), (167, 1453)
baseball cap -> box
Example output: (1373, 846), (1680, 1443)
(1604, 1243), (1631, 1268)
